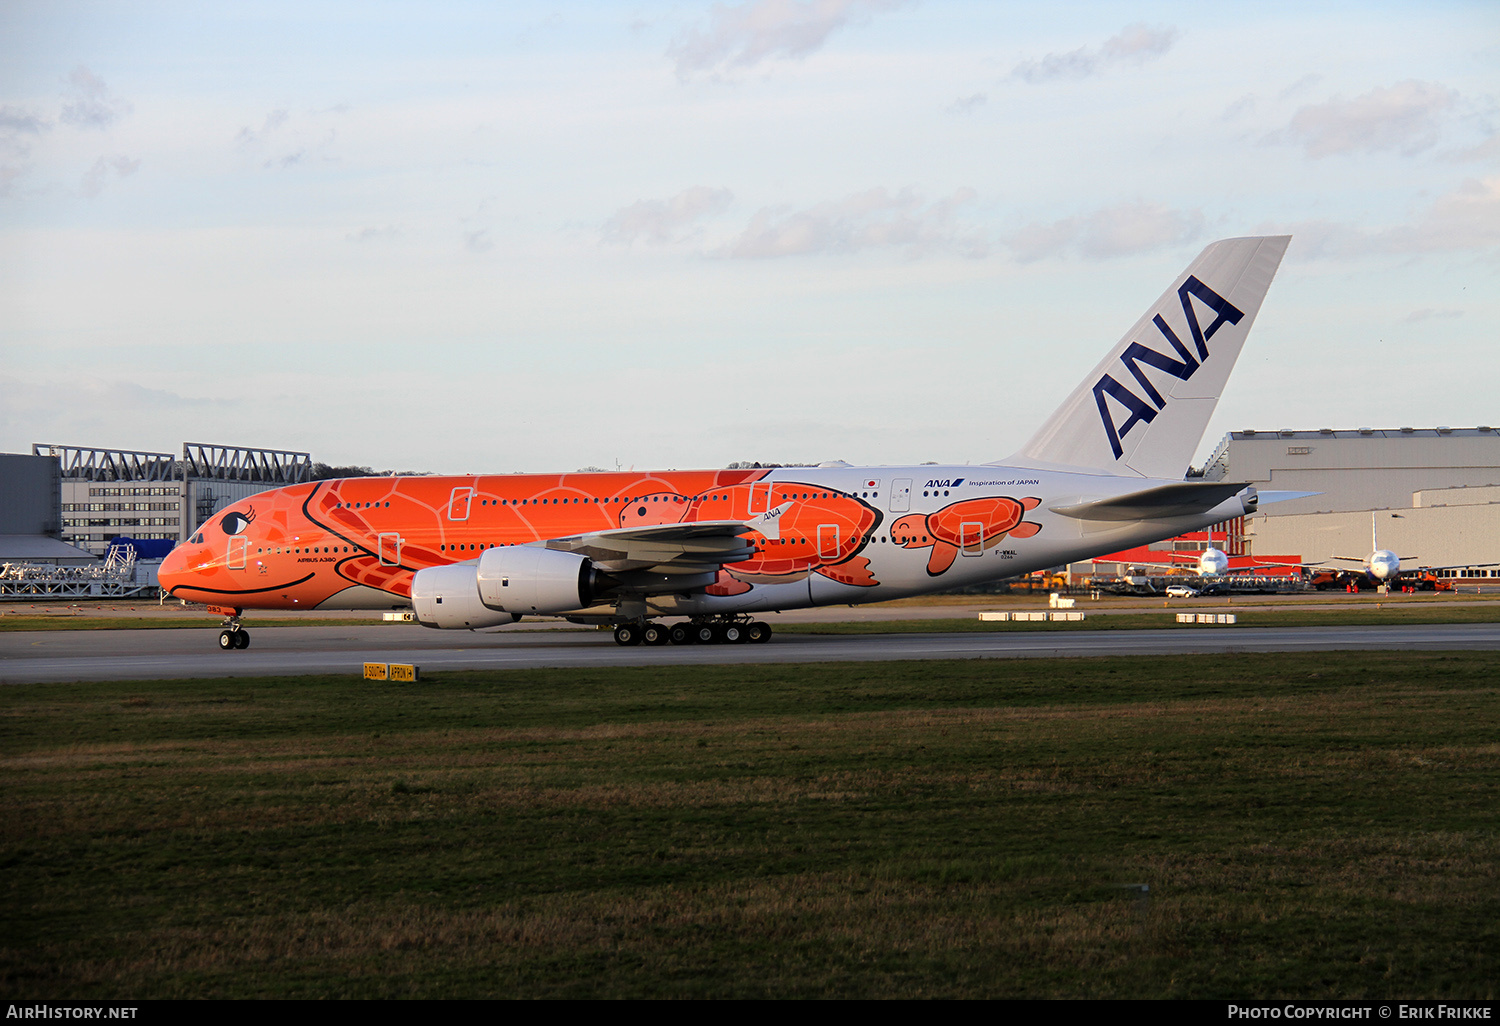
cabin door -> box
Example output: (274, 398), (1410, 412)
(889, 479), (912, 512)
(448, 487), (474, 521)
(960, 521), (984, 557)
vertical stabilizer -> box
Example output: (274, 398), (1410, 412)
(1008, 236), (1290, 479)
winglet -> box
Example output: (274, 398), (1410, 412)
(1007, 236), (1291, 479)
(743, 501), (793, 541)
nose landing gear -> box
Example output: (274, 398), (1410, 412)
(217, 611), (250, 650)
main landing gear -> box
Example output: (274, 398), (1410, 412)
(613, 617), (772, 647)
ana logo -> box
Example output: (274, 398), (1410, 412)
(1092, 276), (1244, 460)
(925, 478), (964, 488)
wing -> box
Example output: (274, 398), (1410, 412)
(1049, 482), (1251, 521)
(540, 504), (791, 576)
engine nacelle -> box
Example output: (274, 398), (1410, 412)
(410, 563), (520, 630)
(476, 545), (596, 615)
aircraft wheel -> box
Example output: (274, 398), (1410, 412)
(234, 630), (250, 649)
(642, 623), (669, 646)
(721, 623), (747, 644)
(692, 623), (717, 645)
(668, 624), (693, 645)
(746, 621), (772, 644)
(219, 630), (236, 651)
(613, 623), (642, 647)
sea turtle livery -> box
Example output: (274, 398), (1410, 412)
(892, 496), (1042, 576)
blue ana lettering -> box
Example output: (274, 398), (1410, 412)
(1094, 275), (1244, 460)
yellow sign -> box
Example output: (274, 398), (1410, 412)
(388, 663), (419, 682)
(362, 662), (389, 680)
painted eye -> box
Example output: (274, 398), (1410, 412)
(222, 512), (250, 535)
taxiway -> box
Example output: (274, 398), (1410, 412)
(3, 621), (1499, 684)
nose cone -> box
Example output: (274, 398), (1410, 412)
(1199, 547), (1230, 576)
(158, 543), (190, 596)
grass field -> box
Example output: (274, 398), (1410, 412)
(3, 653), (1496, 998)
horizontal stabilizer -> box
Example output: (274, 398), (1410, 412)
(1256, 490), (1321, 506)
(1050, 482), (1250, 521)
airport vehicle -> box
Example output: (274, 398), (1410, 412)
(159, 236), (1293, 650)
(1164, 584), (1201, 598)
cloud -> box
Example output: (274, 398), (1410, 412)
(235, 109), (290, 147)
(946, 93), (987, 114)
(0, 106), (51, 195)
(463, 228), (494, 253)
(1003, 203), (1205, 262)
(720, 187), (986, 259)
(59, 66), (132, 129)
(1275, 80), (1457, 158)
(1449, 132), (1500, 164)
(0, 106), (50, 136)
(0, 163), (26, 196)
(1264, 177), (1500, 258)
(670, 0), (907, 79)
(1012, 24), (1176, 84)
(234, 110), (337, 170)
(79, 155), (141, 198)
(1402, 308), (1463, 324)
(602, 186), (734, 245)
(0, 377), (235, 442)
(347, 225), (400, 244)
(1220, 95), (1255, 122)
(1382, 176), (1500, 251)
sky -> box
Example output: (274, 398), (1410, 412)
(1, 0), (1496, 475)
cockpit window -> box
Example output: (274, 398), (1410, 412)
(190, 532), (205, 544)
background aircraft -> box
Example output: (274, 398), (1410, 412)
(1310, 512), (1498, 591)
(160, 236), (1293, 649)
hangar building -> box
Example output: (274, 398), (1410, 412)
(1196, 426), (1500, 516)
(30, 442), (312, 557)
(1195, 427), (1500, 572)
(0, 451), (98, 567)
(1073, 426), (1500, 580)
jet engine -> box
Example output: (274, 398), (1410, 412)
(475, 545), (598, 614)
(410, 563), (521, 630)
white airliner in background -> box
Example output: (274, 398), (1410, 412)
(1330, 513), (1415, 584)
(161, 235), (1299, 649)
(1318, 512), (1498, 589)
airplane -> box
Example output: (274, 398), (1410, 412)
(1101, 543), (1318, 593)
(160, 235), (1296, 650)
(1310, 512), (1498, 591)
(1322, 513), (1414, 588)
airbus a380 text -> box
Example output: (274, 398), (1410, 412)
(160, 236), (1294, 650)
